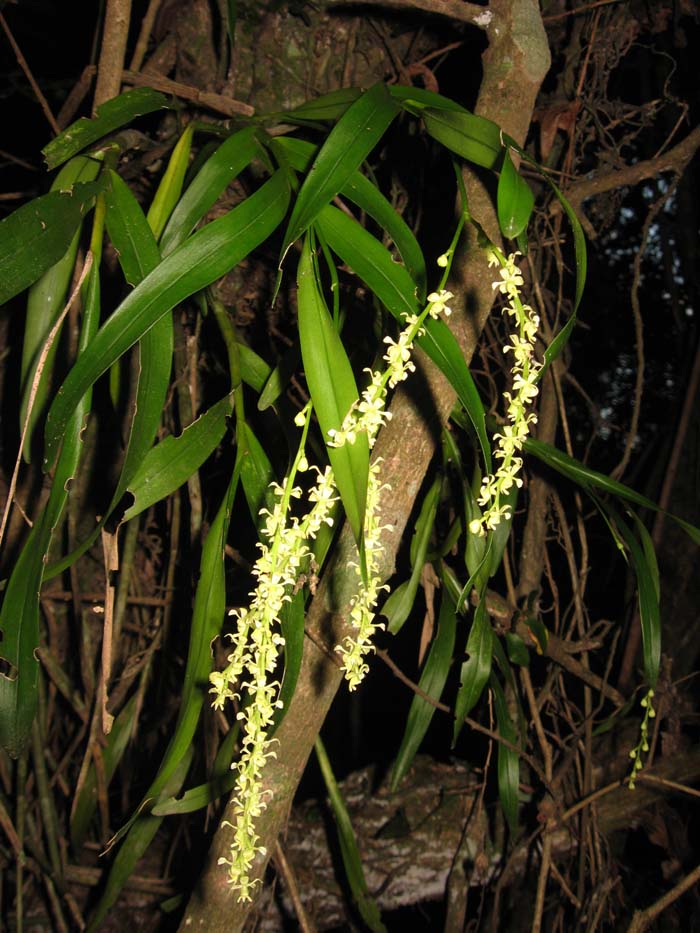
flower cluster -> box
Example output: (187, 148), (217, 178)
(211, 464), (336, 900)
(330, 289), (453, 682)
(469, 251), (541, 537)
(628, 688), (656, 789)
(211, 284), (454, 897)
(328, 290), (453, 450)
(335, 459), (390, 688)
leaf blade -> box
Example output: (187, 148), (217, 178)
(43, 170), (290, 471)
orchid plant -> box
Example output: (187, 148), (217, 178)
(1, 81), (693, 920)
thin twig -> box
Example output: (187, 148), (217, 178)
(274, 840), (317, 933)
(0, 11), (60, 135)
(637, 773), (700, 800)
(121, 68), (254, 117)
(612, 179), (680, 480)
(128, 0), (163, 72)
(543, 0), (623, 22)
(627, 865), (700, 933)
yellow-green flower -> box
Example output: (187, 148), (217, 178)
(470, 249), (541, 538)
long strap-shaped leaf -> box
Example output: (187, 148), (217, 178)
(524, 437), (700, 545)
(391, 589), (457, 791)
(271, 135), (427, 299)
(42, 87), (171, 171)
(43, 169), (290, 471)
(160, 125), (260, 255)
(0, 249), (103, 756)
(19, 156), (102, 460)
(297, 236), (369, 544)
(280, 82), (399, 259)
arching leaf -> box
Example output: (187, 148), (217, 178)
(497, 148), (534, 239)
(280, 83), (399, 258)
(297, 236), (368, 544)
(43, 170), (290, 471)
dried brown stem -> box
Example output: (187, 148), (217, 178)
(128, 0), (163, 72)
(121, 68), (254, 117)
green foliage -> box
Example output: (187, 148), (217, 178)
(2, 78), (697, 921)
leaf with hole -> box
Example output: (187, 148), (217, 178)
(43, 87), (171, 170)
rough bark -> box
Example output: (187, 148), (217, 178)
(180, 3), (550, 930)
(253, 747), (700, 930)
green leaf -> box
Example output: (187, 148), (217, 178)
(391, 590), (457, 790)
(272, 591), (305, 734)
(297, 236), (369, 544)
(490, 673), (520, 836)
(272, 136), (426, 298)
(146, 124), (195, 241)
(86, 747), (193, 931)
(43, 87), (171, 170)
(19, 156), (102, 459)
(151, 769), (237, 817)
(0, 179), (105, 306)
(0, 250), (104, 756)
(316, 204), (491, 472)
(315, 736), (387, 933)
(389, 85), (467, 112)
(43, 169), (290, 471)
(238, 421), (274, 523)
(257, 343), (300, 411)
(123, 393), (234, 522)
(488, 485), (517, 577)
(384, 474), (441, 635)
(281, 86), (363, 122)
(105, 169), (162, 284)
(452, 593), (493, 746)
(160, 125), (260, 255)
(239, 343), (271, 394)
(419, 107), (502, 170)
(524, 437), (700, 545)
(281, 83), (399, 258)
(505, 632), (530, 666)
(497, 149), (534, 239)
(610, 508), (661, 688)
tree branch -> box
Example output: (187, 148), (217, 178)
(550, 126), (700, 224)
(324, 0), (494, 29)
(94, 0), (132, 110)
